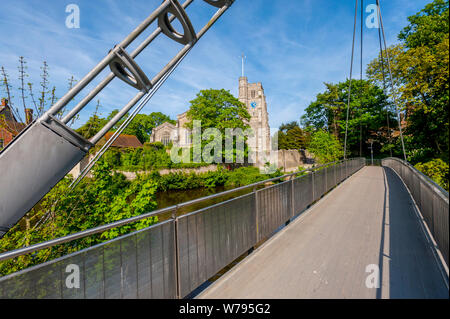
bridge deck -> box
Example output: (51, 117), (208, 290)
(198, 166), (449, 299)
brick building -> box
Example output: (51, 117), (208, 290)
(0, 98), (31, 149)
(99, 132), (143, 149)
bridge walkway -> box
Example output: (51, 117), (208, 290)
(198, 166), (449, 298)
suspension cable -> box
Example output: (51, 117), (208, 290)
(344, 0), (359, 160)
(29, 48), (193, 236)
(377, 0), (407, 161)
(376, 1), (392, 157)
(69, 47), (192, 190)
(359, 0), (363, 157)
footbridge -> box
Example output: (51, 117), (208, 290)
(0, 158), (448, 299)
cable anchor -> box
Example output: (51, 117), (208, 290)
(109, 46), (153, 92)
(158, 0), (197, 45)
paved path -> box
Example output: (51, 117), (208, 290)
(198, 166), (449, 299)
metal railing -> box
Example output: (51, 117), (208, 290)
(0, 158), (365, 299)
(366, 158), (382, 166)
(382, 158), (449, 267)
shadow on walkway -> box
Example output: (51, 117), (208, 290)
(382, 167), (448, 299)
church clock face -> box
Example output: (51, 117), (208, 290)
(250, 101), (258, 108)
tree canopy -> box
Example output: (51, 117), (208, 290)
(76, 110), (176, 143)
(301, 79), (395, 157)
(185, 89), (250, 131)
(185, 89), (251, 164)
(367, 0), (449, 160)
(307, 130), (343, 164)
(276, 121), (308, 150)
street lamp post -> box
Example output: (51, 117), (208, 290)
(368, 138), (374, 165)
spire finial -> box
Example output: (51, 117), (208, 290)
(241, 53), (246, 77)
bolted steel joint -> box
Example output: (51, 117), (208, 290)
(203, 0), (234, 8)
(158, 0), (197, 45)
(109, 46), (153, 92)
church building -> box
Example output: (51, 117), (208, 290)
(238, 76), (271, 158)
(150, 76), (271, 165)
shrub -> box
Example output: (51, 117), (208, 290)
(415, 158), (449, 191)
(307, 130), (343, 164)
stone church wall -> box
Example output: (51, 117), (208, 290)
(275, 149), (316, 172)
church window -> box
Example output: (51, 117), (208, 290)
(162, 132), (171, 146)
(251, 90), (256, 98)
(185, 131), (192, 144)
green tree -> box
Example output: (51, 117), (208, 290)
(0, 160), (158, 276)
(415, 158), (449, 191)
(76, 113), (107, 139)
(186, 89), (250, 131)
(367, 0), (449, 160)
(76, 110), (175, 142)
(118, 112), (176, 143)
(185, 89), (251, 164)
(302, 80), (395, 157)
(277, 121), (308, 150)
(307, 130), (344, 164)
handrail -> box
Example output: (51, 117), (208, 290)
(0, 158), (362, 262)
(382, 156), (449, 268)
(383, 157), (449, 201)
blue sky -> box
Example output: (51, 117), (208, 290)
(0, 0), (431, 130)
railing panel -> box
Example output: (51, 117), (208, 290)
(326, 165), (335, 192)
(63, 253), (85, 299)
(337, 162), (345, 183)
(257, 181), (292, 242)
(313, 169), (326, 201)
(351, 159), (357, 175)
(344, 161), (349, 178)
(348, 160), (353, 176)
(382, 157), (449, 267)
(420, 181), (434, 232)
(1, 159), (366, 299)
(433, 193), (449, 264)
(84, 244), (105, 298)
(0, 220), (176, 299)
(103, 240), (121, 298)
(293, 173), (313, 215)
(177, 193), (256, 298)
(410, 170), (421, 207)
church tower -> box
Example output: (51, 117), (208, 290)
(238, 76), (271, 164)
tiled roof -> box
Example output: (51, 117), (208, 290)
(101, 132), (143, 148)
(0, 106), (26, 136)
(0, 120), (26, 135)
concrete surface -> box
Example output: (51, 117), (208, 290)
(198, 166), (449, 299)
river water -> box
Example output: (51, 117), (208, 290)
(154, 185), (256, 218)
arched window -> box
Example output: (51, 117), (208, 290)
(185, 131), (192, 144)
(162, 132), (171, 146)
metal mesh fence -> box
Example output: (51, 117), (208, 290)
(177, 193), (256, 298)
(293, 174), (313, 214)
(0, 220), (177, 299)
(257, 181), (292, 242)
(0, 159), (365, 299)
(382, 158), (449, 267)
(313, 168), (327, 201)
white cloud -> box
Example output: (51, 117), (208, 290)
(0, 0), (431, 129)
